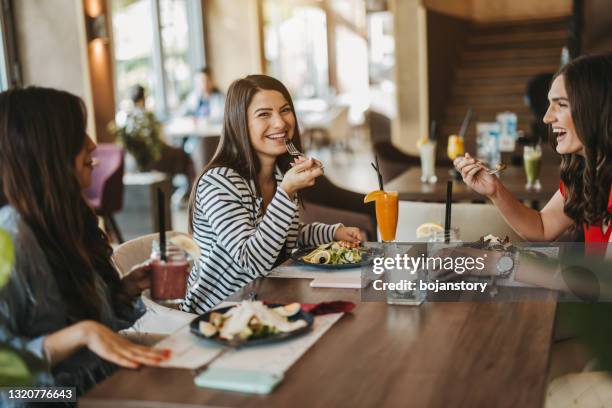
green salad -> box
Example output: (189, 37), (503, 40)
(302, 241), (364, 265)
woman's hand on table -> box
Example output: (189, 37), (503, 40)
(334, 226), (364, 243)
(122, 260), (153, 298)
(43, 320), (171, 368)
(454, 153), (499, 198)
(280, 157), (324, 198)
(80, 321), (170, 369)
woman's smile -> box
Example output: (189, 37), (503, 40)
(247, 89), (296, 160)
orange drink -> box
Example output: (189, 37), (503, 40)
(364, 190), (399, 241)
(447, 134), (464, 161)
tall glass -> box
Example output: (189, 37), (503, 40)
(150, 241), (191, 304)
(447, 135), (464, 180)
(447, 135), (464, 161)
(523, 145), (542, 191)
(418, 141), (437, 184)
(375, 191), (398, 242)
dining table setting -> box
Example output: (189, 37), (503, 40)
(78, 159), (566, 408)
(81, 245), (558, 408)
(79, 207), (556, 407)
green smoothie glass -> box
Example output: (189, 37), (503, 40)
(523, 145), (542, 191)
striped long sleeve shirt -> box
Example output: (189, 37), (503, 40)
(181, 166), (341, 313)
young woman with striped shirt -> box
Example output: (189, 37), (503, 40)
(182, 75), (362, 313)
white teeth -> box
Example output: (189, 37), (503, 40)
(552, 128), (566, 133)
(266, 132), (286, 140)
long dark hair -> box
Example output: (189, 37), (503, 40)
(0, 87), (132, 322)
(552, 54), (612, 228)
(188, 75), (303, 229)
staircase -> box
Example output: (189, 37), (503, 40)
(439, 18), (569, 151)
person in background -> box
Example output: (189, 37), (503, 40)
(454, 54), (611, 250)
(0, 87), (170, 397)
(182, 75), (362, 313)
(180, 66), (225, 122)
(130, 85), (196, 195)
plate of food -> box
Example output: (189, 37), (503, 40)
(190, 300), (314, 346)
(291, 241), (373, 269)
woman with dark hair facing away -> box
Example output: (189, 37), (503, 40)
(454, 54), (612, 248)
(183, 75), (362, 313)
(0, 87), (170, 396)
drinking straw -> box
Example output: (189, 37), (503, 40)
(157, 188), (167, 262)
(458, 108), (473, 139)
(371, 155), (384, 190)
(429, 120), (437, 141)
(444, 180), (453, 243)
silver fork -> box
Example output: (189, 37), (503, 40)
(285, 138), (303, 157)
(285, 139), (323, 168)
(474, 160), (507, 175)
(192, 339), (240, 375)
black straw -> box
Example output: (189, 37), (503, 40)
(157, 188), (167, 262)
(444, 180), (452, 243)
(371, 155), (384, 190)
(429, 120), (437, 141)
(458, 108), (473, 139)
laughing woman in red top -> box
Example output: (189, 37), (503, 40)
(454, 54), (612, 247)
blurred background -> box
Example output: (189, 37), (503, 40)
(0, 0), (610, 241)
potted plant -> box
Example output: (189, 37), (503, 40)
(109, 108), (162, 172)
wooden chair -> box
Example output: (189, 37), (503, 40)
(300, 175), (377, 241)
(112, 231), (191, 277)
(84, 144), (125, 243)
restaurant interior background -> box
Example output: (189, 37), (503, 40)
(0, 0), (611, 242)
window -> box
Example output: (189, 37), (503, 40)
(0, 1), (18, 91)
(367, 10), (394, 85)
(0, 19), (9, 91)
(263, 0), (329, 99)
(111, 0), (205, 118)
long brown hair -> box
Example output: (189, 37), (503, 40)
(0, 87), (132, 322)
(188, 75), (303, 229)
(552, 54), (612, 228)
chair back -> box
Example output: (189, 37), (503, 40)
(301, 175), (376, 239)
(327, 106), (350, 144)
(112, 231), (188, 277)
(367, 110), (392, 145)
(397, 201), (522, 243)
(85, 144), (124, 213)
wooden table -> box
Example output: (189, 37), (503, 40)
(386, 164), (560, 206)
(81, 279), (557, 408)
(163, 117), (222, 171)
(115, 172), (172, 241)
(163, 116), (223, 140)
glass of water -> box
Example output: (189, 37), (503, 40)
(385, 243), (426, 306)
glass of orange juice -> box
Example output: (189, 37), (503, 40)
(447, 134), (465, 179)
(375, 191), (398, 242)
(364, 190), (398, 241)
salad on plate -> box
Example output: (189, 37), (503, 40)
(195, 300), (310, 343)
(300, 241), (365, 265)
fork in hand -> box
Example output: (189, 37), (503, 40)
(285, 139), (323, 168)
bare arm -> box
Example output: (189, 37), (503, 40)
(455, 153), (573, 242)
(43, 320), (169, 368)
(489, 181), (573, 241)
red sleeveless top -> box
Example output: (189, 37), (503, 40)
(559, 181), (612, 243)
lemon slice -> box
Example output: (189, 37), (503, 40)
(416, 222), (444, 238)
(364, 190), (385, 203)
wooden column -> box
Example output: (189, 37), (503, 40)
(83, 0), (116, 143)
